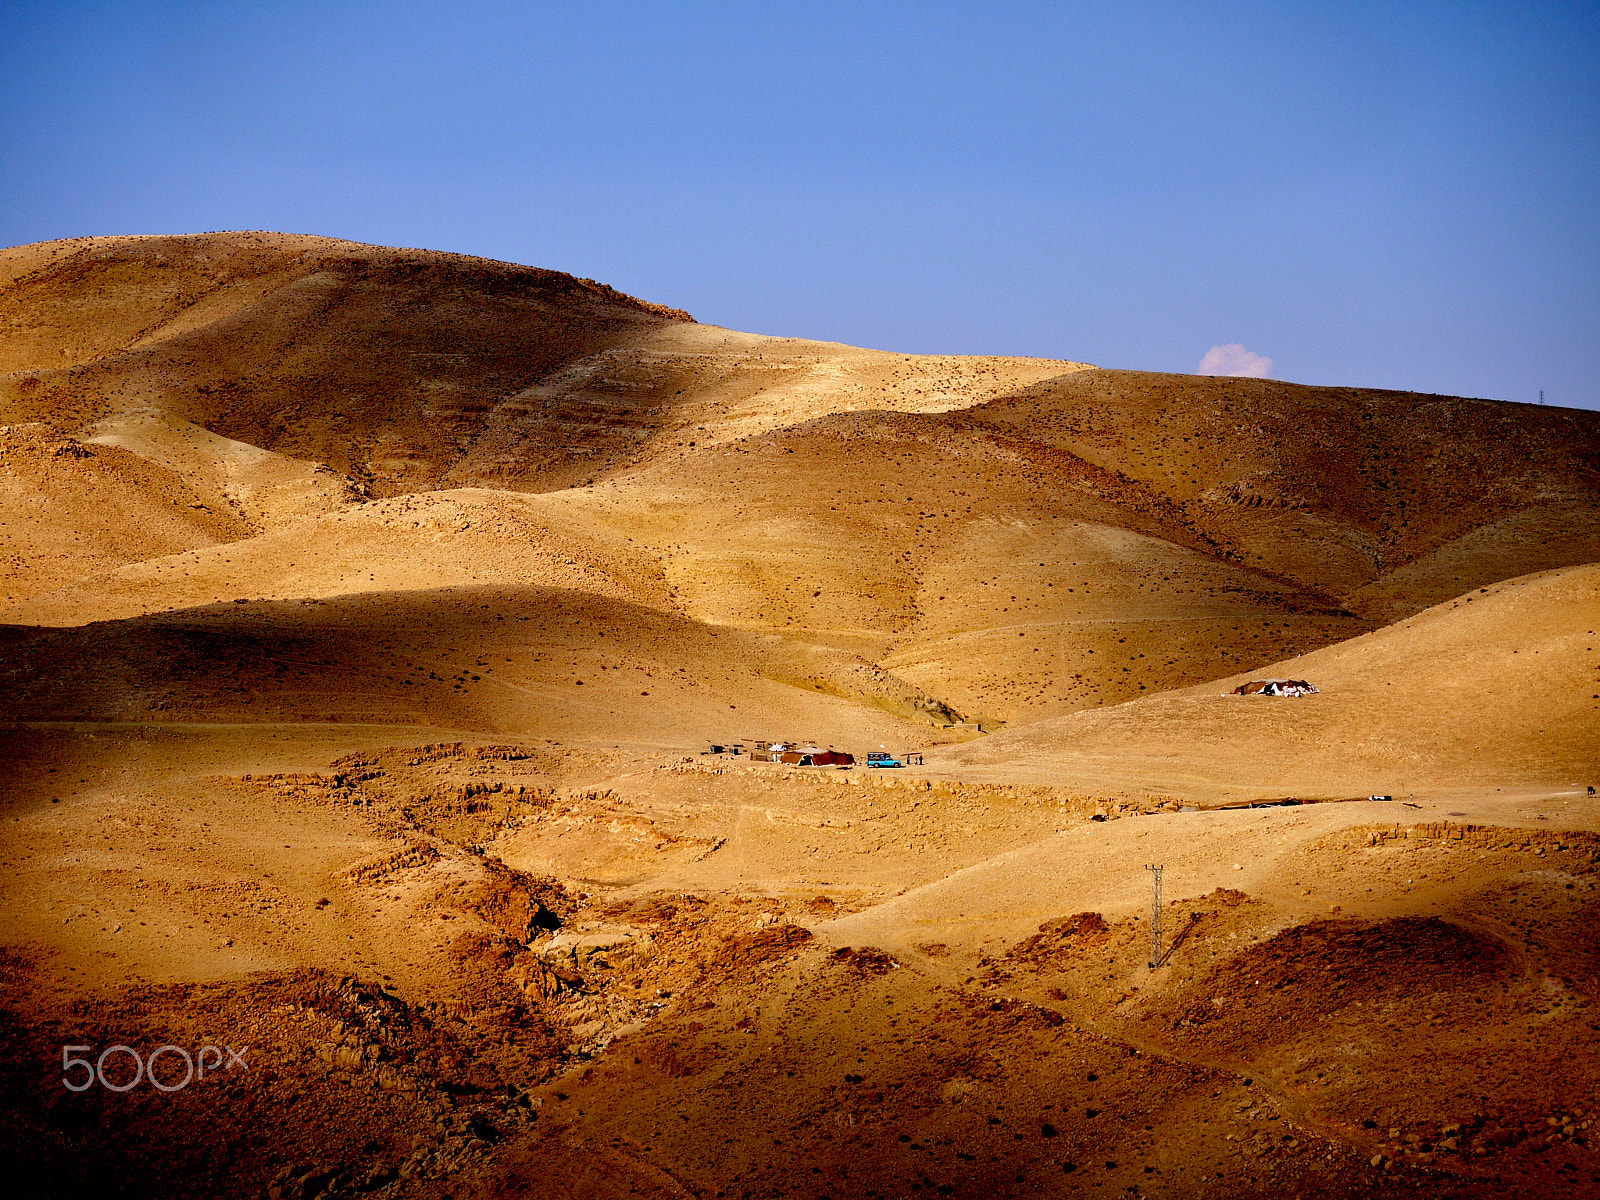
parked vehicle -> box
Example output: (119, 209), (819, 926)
(866, 752), (903, 768)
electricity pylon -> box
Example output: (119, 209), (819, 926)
(1145, 864), (1163, 968)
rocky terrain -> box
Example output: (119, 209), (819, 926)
(0, 233), (1596, 1198)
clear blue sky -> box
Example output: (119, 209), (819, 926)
(4, 1), (1597, 407)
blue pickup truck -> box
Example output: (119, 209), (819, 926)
(866, 752), (903, 768)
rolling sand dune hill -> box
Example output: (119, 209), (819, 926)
(2, 233), (1599, 1200)
(0, 233), (1081, 502)
(934, 562), (1600, 797)
(440, 320), (1091, 492)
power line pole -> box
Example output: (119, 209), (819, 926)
(1145, 864), (1163, 968)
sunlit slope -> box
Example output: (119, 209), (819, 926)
(965, 370), (1600, 617)
(0, 422), (251, 605)
(577, 408), (1369, 722)
(933, 563), (1600, 796)
(0, 489), (673, 626)
(438, 319), (1091, 491)
(0, 435), (1367, 725)
(81, 409), (358, 531)
(0, 585), (956, 743)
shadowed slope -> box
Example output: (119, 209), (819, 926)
(965, 370), (1600, 617)
(0, 232), (691, 502)
(0, 584), (958, 743)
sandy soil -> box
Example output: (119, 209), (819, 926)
(0, 233), (1597, 1199)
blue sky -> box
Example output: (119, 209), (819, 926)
(4, 1), (1597, 407)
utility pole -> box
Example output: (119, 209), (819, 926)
(1145, 864), (1163, 968)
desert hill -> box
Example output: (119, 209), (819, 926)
(6, 235), (1598, 725)
(962, 369), (1600, 615)
(2, 232), (1599, 1199)
(0, 232), (1079, 505)
(932, 561), (1600, 798)
(0, 232), (690, 506)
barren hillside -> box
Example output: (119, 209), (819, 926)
(6, 234), (1597, 728)
(931, 561), (1600, 798)
(1, 233), (1597, 1200)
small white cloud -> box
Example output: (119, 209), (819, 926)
(1199, 343), (1274, 378)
